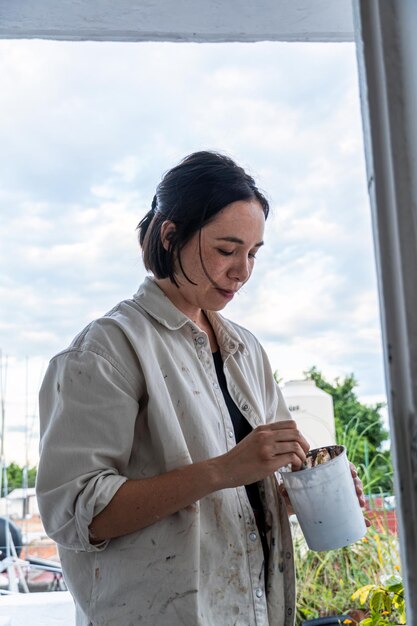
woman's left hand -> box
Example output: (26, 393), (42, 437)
(277, 481), (294, 514)
(350, 462), (371, 527)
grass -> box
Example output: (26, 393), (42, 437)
(294, 520), (401, 623)
(293, 404), (399, 623)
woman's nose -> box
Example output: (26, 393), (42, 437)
(229, 255), (251, 282)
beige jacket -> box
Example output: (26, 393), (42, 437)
(37, 277), (296, 626)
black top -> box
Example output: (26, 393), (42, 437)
(212, 351), (269, 578)
(212, 350), (264, 514)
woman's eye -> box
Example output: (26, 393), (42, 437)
(217, 249), (233, 256)
(248, 252), (257, 259)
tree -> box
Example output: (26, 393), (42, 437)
(305, 367), (393, 493)
(0, 462), (37, 495)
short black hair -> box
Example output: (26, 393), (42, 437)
(137, 151), (269, 285)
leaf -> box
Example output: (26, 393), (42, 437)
(382, 575), (402, 589)
(370, 590), (384, 613)
(383, 595), (392, 613)
(352, 585), (374, 605)
(399, 605), (407, 624)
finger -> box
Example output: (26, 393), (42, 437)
(349, 462), (365, 495)
(265, 442), (307, 470)
(277, 484), (293, 510)
(267, 437), (308, 460)
(253, 433), (303, 458)
(352, 477), (365, 502)
(277, 483), (288, 498)
(278, 448), (308, 471)
(256, 435), (308, 469)
(258, 423), (310, 453)
(274, 431), (310, 455)
(354, 486), (366, 509)
(353, 475), (363, 490)
(260, 420), (299, 431)
(298, 434), (310, 454)
(349, 461), (358, 478)
(353, 477), (365, 496)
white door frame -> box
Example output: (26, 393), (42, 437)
(1, 0), (415, 622)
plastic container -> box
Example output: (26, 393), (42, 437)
(281, 445), (367, 551)
(281, 379), (336, 449)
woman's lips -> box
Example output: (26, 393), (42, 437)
(216, 288), (236, 300)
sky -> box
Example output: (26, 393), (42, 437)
(0, 39), (387, 466)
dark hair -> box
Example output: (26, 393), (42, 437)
(137, 151), (269, 285)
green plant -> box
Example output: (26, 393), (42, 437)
(336, 413), (393, 497)
(286, 368), (401, 621)
(0, 462), (37, 495)
(305, 367), (393, 493)
(351, 575), (406, 625)
(294, 527), (401, 623)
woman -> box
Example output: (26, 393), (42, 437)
(37, 151), (364, 626)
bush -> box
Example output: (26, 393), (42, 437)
(351, 575), (406, 625)
(293, 368), (400, 622)
(294, 523), (401, 623)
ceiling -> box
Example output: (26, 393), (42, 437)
(0, 0), (354, 43)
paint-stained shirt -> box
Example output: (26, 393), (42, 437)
(36, 277), (296, 626)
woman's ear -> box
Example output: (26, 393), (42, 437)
(160, 220), (176, 251)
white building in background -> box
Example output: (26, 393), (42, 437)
(281, 379), (336, 450)
(0, 488), (39, 519)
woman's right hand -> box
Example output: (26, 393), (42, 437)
(215, 420), (310, 488)
(89, 420), (309, 541)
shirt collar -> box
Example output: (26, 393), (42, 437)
(205, 310), (246, 355)
(133, 276), (246, 355)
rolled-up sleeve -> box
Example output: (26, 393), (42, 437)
(36, 346), (139, 552)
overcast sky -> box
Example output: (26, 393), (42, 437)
(0, 39), (386, 465)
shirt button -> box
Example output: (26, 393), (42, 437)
(196, 336), (205, 345)
(242, 404), (249, 411)
(228, 430), (234, 439)
(249, 531), (257, 542)
(255, 588), (263, 598)
(213, 382), (219, 389)
(229, 342), (235, 350)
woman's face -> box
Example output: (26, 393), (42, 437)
(163, 198), (265, 317)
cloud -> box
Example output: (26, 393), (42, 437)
(0, 39), (387, 464)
